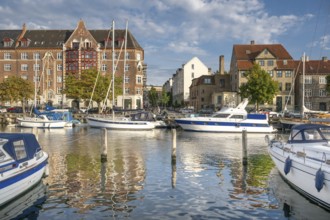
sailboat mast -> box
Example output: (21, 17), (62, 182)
(302, 52), (305, 117)
(34, 57), (37, 108)
(123, 20), (128, 110)
(112, 20), (115, 120)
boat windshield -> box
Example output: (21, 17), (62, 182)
(213, 113), (230, 118)
(290, 128), (328, 142)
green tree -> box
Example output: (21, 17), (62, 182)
(63, 69), (122, 113)
(239, 64), (279, 110)
(160, 90), (170, 109)
(148, 87), (159, 108)
(0, 76), (34, 112)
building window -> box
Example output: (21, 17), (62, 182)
(21, 64), (28, 71)
(125, 64), (130, 72)
(125, 52), (130, 60)
(102, 52), (107, 60)
(319, 76), (326, 84)
(278, 82), (282, 91)
(47, 69), (52, 75)
(125, 76), (129, 83)
(136, 88), (141, 94)
(285, 83), (291, 91)
(192, 64), (194, 70)
(57, 64), (63, 71)
(57, 52), (62, 60)
(125, 88), (130, 94)
(219, 79), (225, 88)
(4, 64), (11, 71)
(57, 87), (63, 94)
(267, 60), (274, 66)
(268, 70), (273, 77)
(285, 96), (291, 105)
(137, 76), (142, 84)
(136, 53), (141, 61)
(283, 60), (288, 65)
(57, 76), (62, 83)
(259, 60), (264, 66)
(4, 53), (11, 60)
(305, 101), (312, 109)
(277, 71), (282, 77)
(72, 42), (79, 49)
(305, 76), (312, 84)
(192, 72), (194, 78)
(305, 89), (312, 97)
(21, 52), (28, 60)
(319, 89), (326, 97)
(114, 52), (119, 60)
(285, 71), (292, 77)
(204, 78), (211, 84)
(33, 53), (40, 60)
(102, 64), (107, 71)
(33, 64), (40, 71)
(240, 71), (246, 77)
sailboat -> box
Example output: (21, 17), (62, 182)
(86, 21), (155, 130)
(17, 53), (72, 128)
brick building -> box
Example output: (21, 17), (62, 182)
(0, 20), (147, 109)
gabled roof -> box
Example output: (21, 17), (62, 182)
(294, 59), (330, 75)
(233, 44), (293, 60)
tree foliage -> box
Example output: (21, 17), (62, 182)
(148, 87), (159, 108)
(63, 69), (122, 112)
(160, 90), (170, 108)
(0, 76), (34, 110)
(239, 64), (279, 110)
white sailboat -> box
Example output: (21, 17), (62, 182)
(86, 20), (155, 130)
(17, 53), (70, 128)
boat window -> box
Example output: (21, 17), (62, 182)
(213, 114), (230, 118)
(230, 115), (244, 119)
(13, 140), (27, 160)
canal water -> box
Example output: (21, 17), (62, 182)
(1, 126), (330, 220)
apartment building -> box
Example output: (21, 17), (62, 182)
(172, 57), (210, 106)
(294, 56), (330, 111)
(229, 41), (296, 112)
(0, 20), (147, 109)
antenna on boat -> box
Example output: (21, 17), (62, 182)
(122, 20), (128, 110)
(112, 20), (115, 120)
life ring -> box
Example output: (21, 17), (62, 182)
(284, 156), (292, 175)
(315, 168), (324, 192)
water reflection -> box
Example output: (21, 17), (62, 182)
(0, 126), (329, 219)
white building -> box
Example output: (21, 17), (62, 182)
(172, 57), (210, 106)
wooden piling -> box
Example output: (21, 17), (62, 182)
(101, 128), (107, 162)
(242, 130), (248, 165)
(171, 128), (177, 164)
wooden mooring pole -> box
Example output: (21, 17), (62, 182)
(101, 128), (107, 162)
(242, 130), (248, 165)
(171, 128), (177, 188)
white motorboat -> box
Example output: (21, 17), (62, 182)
(267, 123), (330, 210)
(175, 98), (276, 133)
(0, 133), (49, 206)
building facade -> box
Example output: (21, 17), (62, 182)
(229, 41), (296, 112)
(0, 20), (147, 109)
(172, 57), (210, 106)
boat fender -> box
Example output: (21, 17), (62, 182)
(315, 168), (324, 192)
(284, 156), (292, 175)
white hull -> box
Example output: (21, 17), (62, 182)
(87, 116), (155, 130)
(269, 145), (330, 209)
(17, 117), (67, 128)
(0, 164), (47, 206)
(176, 118), (275, 133)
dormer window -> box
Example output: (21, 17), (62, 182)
(3, 37), (14, 47)
(20, 38), (30, 47)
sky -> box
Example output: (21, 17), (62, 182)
(0, 0), (329, 86)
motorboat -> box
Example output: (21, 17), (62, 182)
(0, 133), (49, 206)
(174, 98), (276, 133)
(87, 111), (155, 130)
(267, 124), (330, 210)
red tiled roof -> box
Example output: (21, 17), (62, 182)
(233, 44), (293, 60)
(294, 59), (330, 75)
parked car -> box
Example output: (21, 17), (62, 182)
(0, 106), (7, 113)
(7, 106), (24, 113)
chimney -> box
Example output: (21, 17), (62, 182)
(219, 55), (225, 75)
(250, 40), (255, 45)
(322, 56), (328, 62)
